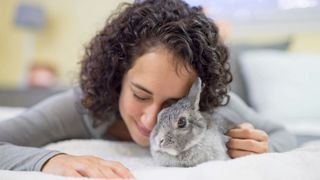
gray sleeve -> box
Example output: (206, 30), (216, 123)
(0, 142), (63, 171)
(0, 87), (108, 171)
(225, 92), (298, 152)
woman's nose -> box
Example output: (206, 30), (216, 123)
(141, 105), (160, 129)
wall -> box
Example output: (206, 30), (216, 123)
(0, 0), (132, 88)
(1, 0), (319, 89)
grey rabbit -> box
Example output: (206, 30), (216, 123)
(149, 77), (238, 167)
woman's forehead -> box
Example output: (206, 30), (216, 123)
(127, 48), (197, 97)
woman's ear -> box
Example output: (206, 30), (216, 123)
(187, 77), (202, 111)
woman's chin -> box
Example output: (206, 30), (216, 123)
(134, 134), (150, 147)
(129, 120), (150, 146)
(139, 141), (150, 147)
(132, 130), (150, 147)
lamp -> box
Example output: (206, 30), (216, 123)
(13, 1), (46, 88)
(14, 2), (46, 30)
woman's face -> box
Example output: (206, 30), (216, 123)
(119, 47), (197, 146)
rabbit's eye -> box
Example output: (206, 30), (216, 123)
(162, 99), (178, 109)
(177, 117), (187, 128)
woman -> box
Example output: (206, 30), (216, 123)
(0, 0), (297, 179)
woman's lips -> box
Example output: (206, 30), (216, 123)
(136, 122), (151, 137)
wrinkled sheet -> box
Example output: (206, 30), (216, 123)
(0, 139), (319, 180)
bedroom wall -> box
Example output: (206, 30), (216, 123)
(1, 0), (319, 89)
(227, 32), (320, 53)
(0, 0), (133, 89)
(0, 0), (24, 88)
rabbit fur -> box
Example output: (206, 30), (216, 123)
(149, 77), (237, 167)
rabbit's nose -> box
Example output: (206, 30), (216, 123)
(159, 138), (165, 147)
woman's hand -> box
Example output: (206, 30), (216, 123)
(225, 123), (269, 158)
(41, 154), (135, 179)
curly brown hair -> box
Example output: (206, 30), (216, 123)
(79, 0), (232, 126)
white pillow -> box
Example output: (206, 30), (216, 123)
(239, 50), (320, 123)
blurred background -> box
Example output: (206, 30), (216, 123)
(0, 0), (320, 143)
(0, 0), (132, 106)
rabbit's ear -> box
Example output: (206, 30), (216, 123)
(187, 77), (202, 111)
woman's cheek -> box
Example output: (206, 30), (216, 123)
(125, 96), (144, 118)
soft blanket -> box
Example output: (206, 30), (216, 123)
(0, 139), (320, 180)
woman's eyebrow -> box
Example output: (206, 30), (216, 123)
(130, 81), (185, 100)
(130, 81), (153, 95)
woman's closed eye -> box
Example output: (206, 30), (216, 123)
(133, 93), (149, 101)
(162, 99), (178, 108)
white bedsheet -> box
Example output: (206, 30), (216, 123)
(1, 106), (320, 179)
(0, 139), (320, 180)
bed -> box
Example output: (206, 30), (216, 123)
(1, 106), (320, 180)
(1, 42), (320, 179)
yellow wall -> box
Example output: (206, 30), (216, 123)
(1, 0), (319, 89)
(0, 0), (132, 88)
(289, 32), (320, 53)
(0, 0), (24, 88)
(228, 32), (320, 51)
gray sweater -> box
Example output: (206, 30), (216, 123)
(0, 87), (297, 171)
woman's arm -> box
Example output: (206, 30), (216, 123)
(0, 88), (93, 171)
(0, 142), (62, 171)
(0, 87), (134, 178)
(225, 92), (298, 153)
